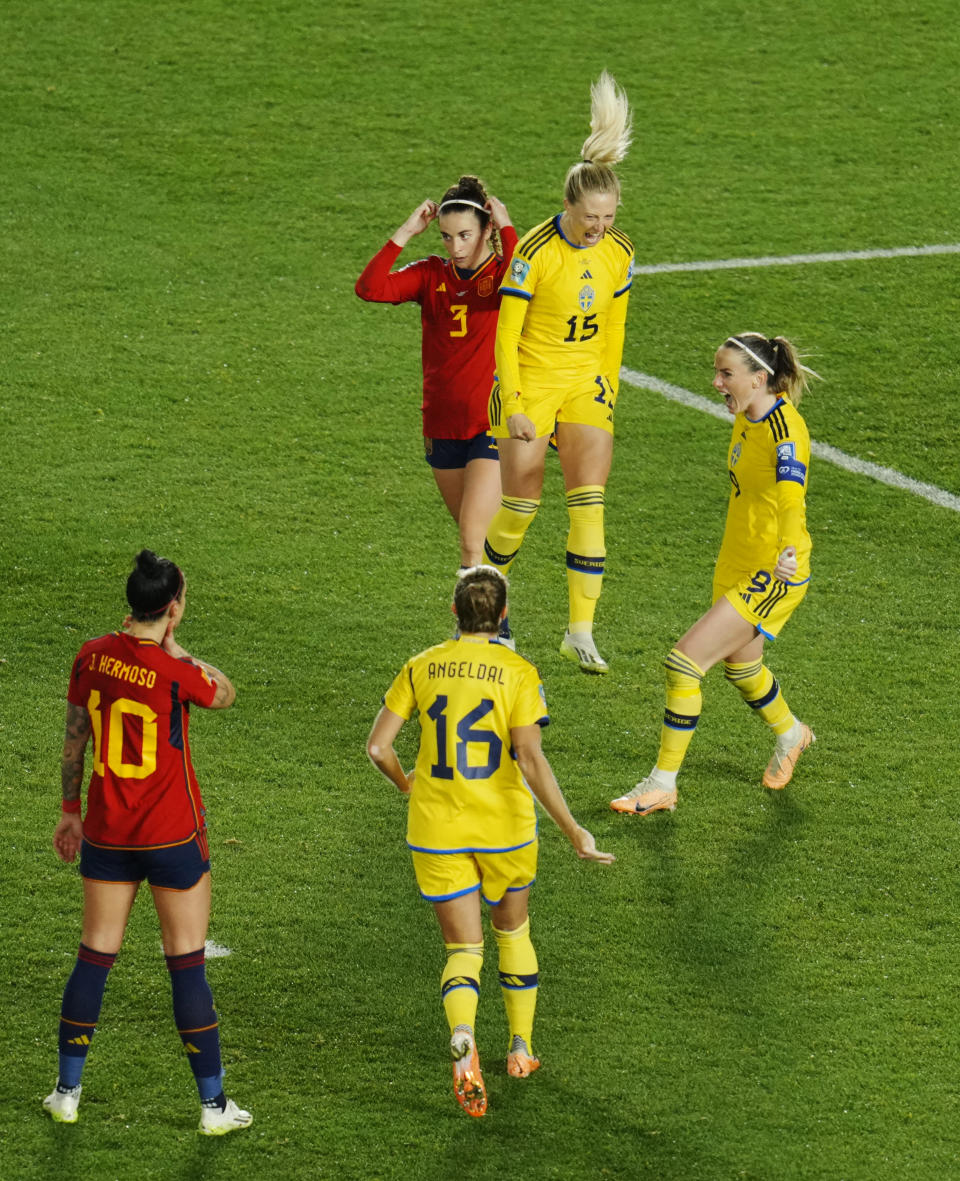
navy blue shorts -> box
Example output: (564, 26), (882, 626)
(80, 831), (211, 890)
(424, 431), (499, 470)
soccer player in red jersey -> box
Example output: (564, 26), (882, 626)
(356, 175), (517, 574)
(43, 550), (251, 1136)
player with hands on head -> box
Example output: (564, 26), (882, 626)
(356, 177), (517, 580)
(367, 565), (613, 1118)
(611, 334), (819, 817)
(483, 72), (635, 673)
(45, 549), (251, 1136)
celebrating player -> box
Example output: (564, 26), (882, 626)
(366, 565), (614, 1118)
(44, 550), (251, 1136)
(483, 72), (635, 673)
(356, 176), (517, 572)
(611, 334), (819, 817)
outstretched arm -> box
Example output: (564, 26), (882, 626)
(512, 724), (614, 864)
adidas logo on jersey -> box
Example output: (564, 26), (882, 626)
(581, 270), (593, 278)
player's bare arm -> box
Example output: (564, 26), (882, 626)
(512, 725), (614, 864)
(161, 629), (236, 708)
(54, 703), (92, 863)
(367, 706), (412, 794)
(199, 664), (236, 709)
(507, 412), (537, 441)
(773, 545), (798, 581)
(485, 195), (512, 229)
(391, 200), (439, 248)
(61, 702), (91, 803)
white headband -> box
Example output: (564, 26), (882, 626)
(726, 336), (774, 375)
(438, 198), (488, 215)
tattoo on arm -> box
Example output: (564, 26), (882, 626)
(194, 660), (236, 708)
(61, 703), (92, 801)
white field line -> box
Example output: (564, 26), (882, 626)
(633, 243), (960, 275)
(621, 367), (960, 514)
(205, 940), (233, 958)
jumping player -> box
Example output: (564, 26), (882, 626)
(356, 176), (517, 572)
(44, 550), (251, 1135)
(611, 334), (819, 816)
(483, 73), (635, 673)
(366, 566), (614, 1118)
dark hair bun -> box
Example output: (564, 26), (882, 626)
(127, 549), (182, 620)
(135, 548), (162, 575)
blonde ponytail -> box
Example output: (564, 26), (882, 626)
(565, 71), (632, 206)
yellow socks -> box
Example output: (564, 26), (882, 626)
(441, 943), (484, 1035)
(657, 648), (705, 773)
(483, 497), (540, 574)
(493, 919), (538, 1051)
(565, 485), (605, 631)
(723, 660), (794, 734)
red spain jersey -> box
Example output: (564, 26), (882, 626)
(67, 631), (219, 849)
(355, 226), (518, 438)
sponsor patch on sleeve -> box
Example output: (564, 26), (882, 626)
(776, 457), (807, 485)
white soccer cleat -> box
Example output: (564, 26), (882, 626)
(43, 1085), (81, 1124)
(198, 1097), (253, 1136)
(559, 631), (608, 675)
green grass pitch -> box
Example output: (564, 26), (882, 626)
(2, 1), (959, 1177)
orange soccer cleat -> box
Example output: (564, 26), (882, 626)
(610, 777), (677, 816)
(506, 1036), (541, 1079)
(451, 1029), (487, 1118)
(762, 724), (816, 790)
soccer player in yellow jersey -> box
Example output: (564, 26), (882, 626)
(484, 72), (635, 673)
(367, 566), (613, 1117)
(611, 333), (819, 817)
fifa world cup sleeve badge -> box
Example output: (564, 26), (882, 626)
(509, 258), (531, 285)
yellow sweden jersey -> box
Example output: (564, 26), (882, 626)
(497, 214), (634, 396)
(383, 635), (549, 854)
(718, 398), (812, 581)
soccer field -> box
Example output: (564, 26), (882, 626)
(2, 1), (959, 1178)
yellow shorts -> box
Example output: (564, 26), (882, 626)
(410, 842), (538, 906)
(713, 563), (809, 640)
(488, 375), (616, 440)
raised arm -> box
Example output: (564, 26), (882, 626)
(163, 630), (236, 709)
(355, 200), (439, 303)
(391, 199), (439, 248)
